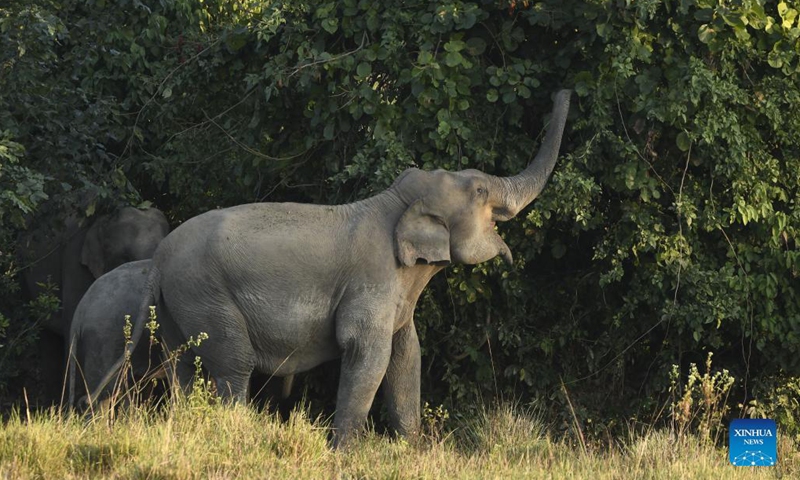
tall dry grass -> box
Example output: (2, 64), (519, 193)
(5, 330), (795, 479)
(0, 398), (796, 479)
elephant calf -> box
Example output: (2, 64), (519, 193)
(67, 260), (164, 408)
(20, 206), (169, 404)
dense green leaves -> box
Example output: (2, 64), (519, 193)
(1, 0), (799, 430)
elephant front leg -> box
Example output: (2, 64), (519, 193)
(382, 321), (421, 438)
(333, 315), (393, 448)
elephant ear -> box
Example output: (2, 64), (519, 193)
(394, 199), (451, 267)
(81, 216), (108, 278)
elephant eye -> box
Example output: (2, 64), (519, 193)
(476, 187), (486, 195)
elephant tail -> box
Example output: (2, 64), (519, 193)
(86, 264), (162, 408)
(67, 332), (78, 409)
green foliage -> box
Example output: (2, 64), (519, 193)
(746, 375), (800, 441)
(0, 132), (47, 229)
(669, 352), (735, 444)
(2, 0), (799, 433)
(421, 402), (451, 442)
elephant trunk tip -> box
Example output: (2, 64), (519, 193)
(554, 88), (572, 102)
(500, 247), (513, 265)
(499, 88), (572, 214)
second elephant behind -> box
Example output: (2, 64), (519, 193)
(19, 206), (169, 405)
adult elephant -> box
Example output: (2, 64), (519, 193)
(96, 90), (571, 446)
(19, 206), (169, 403)
(20, 206), (170, 337)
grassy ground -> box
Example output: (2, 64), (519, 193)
(0, 400), (796, 479)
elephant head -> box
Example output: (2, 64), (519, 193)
(81, 207), (170, 278)
(394, 89), (571, 267)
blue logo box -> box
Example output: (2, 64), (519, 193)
(729, 418), (777, 466)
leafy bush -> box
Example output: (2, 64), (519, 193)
(2, 0), (799, 433)
(745, 375), (800, 442)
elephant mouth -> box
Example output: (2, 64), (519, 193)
(489, 230), (513, 264)
(492, 207), (515, 222)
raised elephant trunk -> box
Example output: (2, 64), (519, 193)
(496, 89), (571, 219)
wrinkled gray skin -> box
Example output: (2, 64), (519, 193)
(95, 90), (571, 446)
(67, 260), (160, 408)
(19, 207), (169, 403)
(68, 259), (293, 408)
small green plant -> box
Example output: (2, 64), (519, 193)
(100, 311), (151, 414)
(99, 306), (212, 413)
(144, 306), (161, 376)
(164, 330), (209, 361)
(145, 306), (159, 345)
(422, 401), (450, 442)
(669, 352), (735, 444)
(186, 355), (219, 410)
(122, 315), (132, 357)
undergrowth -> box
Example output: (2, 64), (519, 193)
(5, 315), (797, 478)
(0, 396), (796, 479)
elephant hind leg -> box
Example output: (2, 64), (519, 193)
(162, 340), (252, 403)
(199, 321), (254, 403)
(162, 296), (255, 403)
(214, 373), (251, 402)
(198, 319), (254, 403)
(281, 374), (294, 399)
